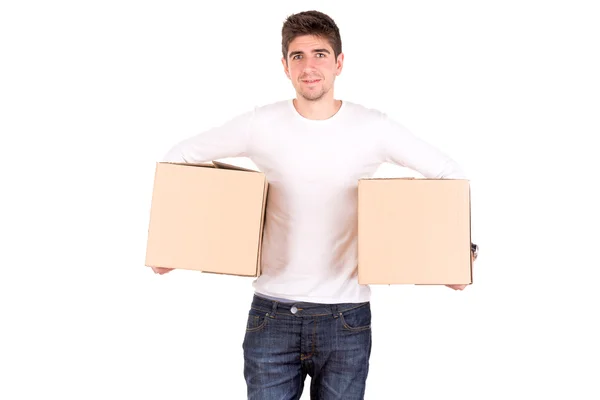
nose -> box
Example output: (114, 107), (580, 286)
(301, 66), (318, 77)
(301, 56), (318, 70)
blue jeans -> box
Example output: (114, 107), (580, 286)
(242, 294), (372, 399)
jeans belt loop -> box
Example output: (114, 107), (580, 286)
(268, 301), (278, 319)
(331, 304), (340, 319)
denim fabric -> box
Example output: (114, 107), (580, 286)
(242, 294), (372, 399)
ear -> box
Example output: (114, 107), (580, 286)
(335, 52), (345, 76)
(281, 57), (290, 79)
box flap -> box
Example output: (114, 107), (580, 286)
(158, 160), (261, 173)
(159, 161), (215, 168)
(212, 160), (259, 173)
(255, 180), (269, 276)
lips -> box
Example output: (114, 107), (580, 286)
(302, 79), (321, 84)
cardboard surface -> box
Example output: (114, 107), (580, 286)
(358, 178), (472, 285)
(145, 161), (268, 276)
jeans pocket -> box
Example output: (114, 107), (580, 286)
(246, 308), (269, 332)
(339, 303), (371, 332)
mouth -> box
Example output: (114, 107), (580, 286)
(301, 79), (321, 84)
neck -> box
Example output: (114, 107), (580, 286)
(293, 96), (342, 120)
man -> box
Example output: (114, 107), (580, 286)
(151, 10), (477, 400)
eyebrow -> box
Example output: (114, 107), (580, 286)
(288, 48), (331, 58)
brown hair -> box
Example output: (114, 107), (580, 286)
(281, 10), (342, 62)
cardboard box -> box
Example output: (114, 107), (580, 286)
(358, 178), (472, 285)
(145, 161), (268, 276)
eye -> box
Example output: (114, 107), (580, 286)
(292, 54), (302, 60)
(316, 53), (326, 58)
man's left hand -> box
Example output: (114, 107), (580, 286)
(445, 247), (477, 291)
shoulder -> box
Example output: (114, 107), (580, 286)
(236, 99), (290, 125)
(342, 101), (412, 138)
(343, 100), (390, 118)
(341, 100), (391, 124)
(253, 99), (291, 115)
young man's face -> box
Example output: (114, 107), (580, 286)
(282, 35), (344, 102)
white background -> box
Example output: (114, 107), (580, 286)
(1, 0), (599, 399)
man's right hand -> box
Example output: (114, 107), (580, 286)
(151, 266), (174, 275)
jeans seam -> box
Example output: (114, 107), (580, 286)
(339, 312), (371, 332)
(300, 319), (318, 361)
(246, 313), (269, 332)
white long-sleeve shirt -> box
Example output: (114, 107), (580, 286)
(162, 99), (467, 304)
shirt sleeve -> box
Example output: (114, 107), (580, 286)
(379, 115), (468, 179)
(161, 108), (256, 163)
